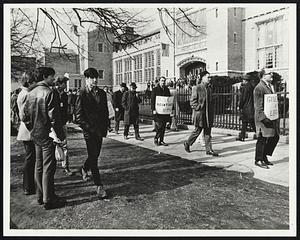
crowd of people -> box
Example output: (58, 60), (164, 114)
(12, 66), (280, 210)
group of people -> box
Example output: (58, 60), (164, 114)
(14, 65), (280, 210)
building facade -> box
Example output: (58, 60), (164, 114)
(243, 6), (289, 86)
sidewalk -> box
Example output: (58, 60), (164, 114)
(107, 123), (289, 187)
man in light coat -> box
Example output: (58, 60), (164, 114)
(253, 69), (280, 168)
(183, 71), (218, 156)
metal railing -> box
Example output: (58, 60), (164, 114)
(138, 85), (289, 135)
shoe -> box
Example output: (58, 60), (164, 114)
(63, 168), (74, 176)
(154, 139), (159, 146)
(128, 132), (134, 136)
(80, 167), (91, 182)
(264, 156), (274, 165)
(135, 136), (144, 141)
(96, 186), (107, 199)
(152, 129), (156, 132)
(115, 131), (119, 135)
(206, 150), (219, 156)
(159, 141), (168, 146)
(184, 141), (191, 153)
(108, 128), (113, 132)
(236, 137), (245, 142)
(255, 160), (269, 169)
(24, 189), (35, 195)
(253, 134), (258, 140)
(44, 197), (66, 210)
(124, 136), (129, 140)
(37, 198), (43, 205)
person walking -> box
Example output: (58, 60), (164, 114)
(236, 74), (257, 141)
(75, 67), (109, 199)
(52, 76), (74, 176)
(151, 76), (171, 146)
(17, 70), (38, 195)
(104, 86), (114, 132)
(122, 82), (144, 141)
(253, 69), (280, 168)
(22, 67), (66, 210)
(112, 83), (127, 135)
(183, 71), (219, 156)
(168, 80), (179, 131)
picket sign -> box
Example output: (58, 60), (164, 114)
(264, 94), (279, 120)
(155, 96), (174, 114)
(107, 101), (115, 119)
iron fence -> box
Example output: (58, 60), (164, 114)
(138, 85), (289, 135)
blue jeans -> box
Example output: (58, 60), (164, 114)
(34, 138), (56, 204)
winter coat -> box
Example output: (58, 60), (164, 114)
(75, 86), (109, 138)
(253, 80), (280, 137)
(122, 90), (141, 125)
(22, 82), (65, 146)
(53, 88), (68, 125)
(16, 87), (31, 141)
(239, 81), (255, 122)
(151, 85), (171, 122)
(112, 90), (125, 121)
(169, 88), (179, 116)
(190, 82), (214, 128)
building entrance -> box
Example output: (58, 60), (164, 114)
(177, 56), (206, 81)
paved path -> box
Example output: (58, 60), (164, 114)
(106, 124), (289, 187)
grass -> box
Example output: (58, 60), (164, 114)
(10, 126), (289, 229)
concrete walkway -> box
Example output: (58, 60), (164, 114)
(106, 124), (289, 187)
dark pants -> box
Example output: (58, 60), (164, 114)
(23, 141), (36, 192)
(35, 138), (56, 204)
(154, 120), (167, 143)
(124, 122), (140, 138)
(255, 132), (279, 161)
(83, 134), (103, 186)
(115, 120), (121, 132)
(186, 126), (213, 152)
(240, 120), (256, 139)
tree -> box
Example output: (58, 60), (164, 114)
(10, 7), (206, 57)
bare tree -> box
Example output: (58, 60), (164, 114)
(10, 7), (206, 57)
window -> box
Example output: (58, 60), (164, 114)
(233, 8), (237, 17)
(115, 60), (123, 85)
(133, 54), (143, 83)
(144, 51), (154, 83)
(124, 58), (132, 83)
(215, 8), (218, 18)
(98, 43), (103, 52)
(78, 79), (82, 88)
(166, 70), (168, 77)
(256, 17), (283, 69)
(156, 49), (161, 77)
(233, 32), (237, 44)
(216, 62), (218, 71)
(74, 79), (77, 88)
(98, 70), (104, 80)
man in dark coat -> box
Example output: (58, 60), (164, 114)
(151, 76), (171, 146)
(253, 69), (280, 168)
(112, 83), (127, 134)
(122, 82), (144, 141)
(183, 71), (219, 156)
(75, 68), (109, 199)
(53, 76), (74, 176)
(236, 74), (257, 141)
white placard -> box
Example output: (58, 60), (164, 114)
(264, 94), (279, 120)
(155, 96), (174, 115)
(107, 101), (115, 119)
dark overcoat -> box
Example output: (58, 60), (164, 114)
(151, 85), (171, 122)
(253, 80), (280, 137)
(239, 81), (255, 122)
(122, 90), (141, 125)
(53, 88), (68, 125)
(190, 82), (214, 128)
(75, 86), (109, 138)
(112, 90), (125, 121)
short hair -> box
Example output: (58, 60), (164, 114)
(84, 68), (98, 79)
(37, 67), (55, 82)
(259, 69), (266, 79)
(21, 69), (39, 87)
(200, 70), (210, 80)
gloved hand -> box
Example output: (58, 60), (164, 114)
(153, 110), (157, 115)
(261, 118), (273, 128)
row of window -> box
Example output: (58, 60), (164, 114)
(215, 7), (238, 18)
